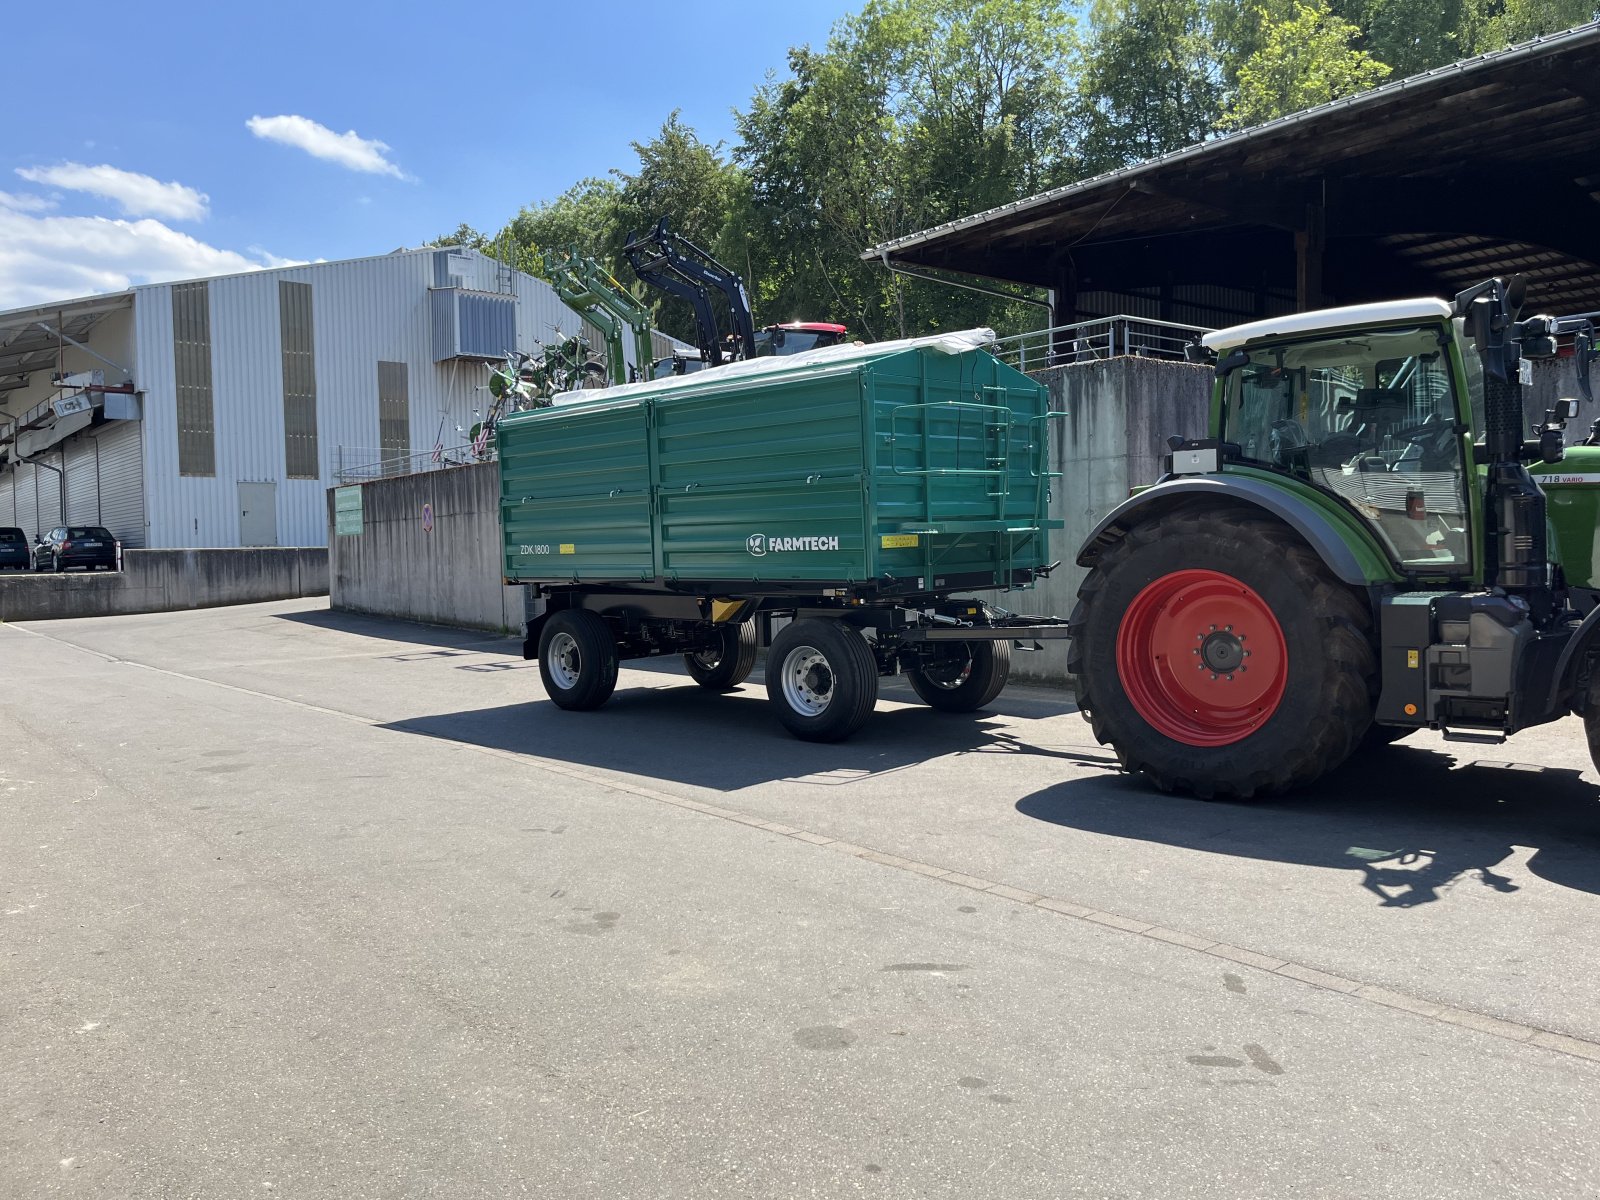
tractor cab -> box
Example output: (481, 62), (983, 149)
(1202, 300), (1476, 575)
(757, 322), (850, 356)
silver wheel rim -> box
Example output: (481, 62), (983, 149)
(547, 631), (582, 690)
(781, 644), (833, 716)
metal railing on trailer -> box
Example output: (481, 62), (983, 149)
(988, 314), (1211, 373)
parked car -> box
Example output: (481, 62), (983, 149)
(33, 526), (119, 572)
(0, 527), (30, 570)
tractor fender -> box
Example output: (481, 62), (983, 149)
(1075, 475), (1371, 588)
(1547, 602), (1600, 715)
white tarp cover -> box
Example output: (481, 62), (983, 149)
(549, 328), (998, 408)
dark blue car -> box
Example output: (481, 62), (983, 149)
(0, 527), (30, 570)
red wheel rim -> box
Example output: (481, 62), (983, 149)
(1115, 568), (1288, 747)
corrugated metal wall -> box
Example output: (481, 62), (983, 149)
(17, 471), (37, 543)
(0, 471), (14, 529)
(135, 247), (619, 548)
(95, 420), (145, 547)
(65, 437), (99, 525)
(36, 450), (64, 533)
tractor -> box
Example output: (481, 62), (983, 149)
(1069, 276), (1600, 798)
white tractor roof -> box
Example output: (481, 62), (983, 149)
(1201, 298), (1454, 351)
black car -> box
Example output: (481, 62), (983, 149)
(34, 525), (119, 572)
(0, 527), (29, 570)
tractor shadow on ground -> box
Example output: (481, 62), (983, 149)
(1016, 742), (1600, 904)
(379, 666), (1114, 793)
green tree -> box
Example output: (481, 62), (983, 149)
(1078, 0), (1225, 172)
(502, 177), (621, 276)
(1223, 0), (1391, 129)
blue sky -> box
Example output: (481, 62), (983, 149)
(1, 0), (859, 309)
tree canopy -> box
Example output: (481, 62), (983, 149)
(433, 0), (1597, 342)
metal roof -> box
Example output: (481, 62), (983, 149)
(0, 292), (133, 398)
(866, 21), (1600, 314)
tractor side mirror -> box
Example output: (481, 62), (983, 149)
(1215, 349), (1250, 378)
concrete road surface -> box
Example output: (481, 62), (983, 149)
(3, 599), (1598, 1199)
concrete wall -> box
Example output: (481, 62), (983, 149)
(327, 464), (527, 633)
(0, 548), (328, 622)
(1006, 356), (1213, 683)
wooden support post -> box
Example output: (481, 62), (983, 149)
(1295, 200), (1326, 311)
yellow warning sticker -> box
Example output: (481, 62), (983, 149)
(1407, 649), (1419, 668)
(881, 534), (919, 549)
(559, 544), (576, 555)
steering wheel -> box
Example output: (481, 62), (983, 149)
(1268, 419), (1310, 468)
(1389, 413), (1459, 467)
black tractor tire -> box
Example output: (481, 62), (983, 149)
(684, 620), (758, 691)
(1584, 674), (1600, 780)
(1068, 508), (1377, 800)
(537, 609), (619, 711)
(766, 618), (879, 742)
(906, 640), (1011, 712)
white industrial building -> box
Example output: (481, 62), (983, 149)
(0, 247), (649, 549)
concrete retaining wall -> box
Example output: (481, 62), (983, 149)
(0, 548), (329, 622)
(1007, 357), (1213, 683)
(327, 465), (527, 634)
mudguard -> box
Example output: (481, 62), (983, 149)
(1075, 475), (1381, 588)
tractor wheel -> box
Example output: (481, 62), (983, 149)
(766, 618), (879, 742)
(906, 640), (1011, 712)
(537, 610), (619, 711)
(1584, 675), (1600, 780)
(1069, 509), (1377, 799)
(684, 620), (758, 691)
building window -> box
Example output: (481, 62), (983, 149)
(280, 281), (319, 479)
(172, 282), (215, 476)
(377, 361), (410, 465)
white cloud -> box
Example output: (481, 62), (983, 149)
(0, 190), (56, 213)
(0, 209), (299, 309)
(15, 162), (209, 221)
(246, 114), (411, 179)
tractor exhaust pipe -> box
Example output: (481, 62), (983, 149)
(1456, 277), (1550, 604)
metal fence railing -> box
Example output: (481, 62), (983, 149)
(335, 442), (492, 484)
(989, 315), (1211, 372)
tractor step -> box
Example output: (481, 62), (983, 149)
(1440, 728), (1508, 745)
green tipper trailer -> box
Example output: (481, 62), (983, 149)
(497, 330), (1068, 740)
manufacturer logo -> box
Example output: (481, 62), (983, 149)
(746, 533), (840, 555)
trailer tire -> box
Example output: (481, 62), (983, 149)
(538, 610), (619, 711)
(766, 619), (879, 742)
(684, 620), (758, 691)
(906, 640), (1011, 712)
(1069, 510), (1376, 799)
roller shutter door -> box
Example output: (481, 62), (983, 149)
(65, 436), (100, 526)
(34, 452), (63, 535)
(17, 465), (38, 543)
(95, 421), (146, 548)
(0, 471), (14, 528)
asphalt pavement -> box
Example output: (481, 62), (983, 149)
(3, 599), (1599, 1198)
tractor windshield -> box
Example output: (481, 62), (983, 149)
(1221, 323), (1472, 571)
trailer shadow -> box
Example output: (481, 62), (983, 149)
(380, 672), (1113, 792)
(1015, 742), (1600, 903)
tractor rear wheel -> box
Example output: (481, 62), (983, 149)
(1584, 675), (1600, 779)
(684, 620), (758, 691)
(1069, 509), (1377, 799)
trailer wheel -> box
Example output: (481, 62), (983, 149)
(1069, 509), (1376, 799)
(538, 610), (619, 711)
(766, 619), (879, 742)
(906, 640), (1011, 712)
(684, 620), (758, 691)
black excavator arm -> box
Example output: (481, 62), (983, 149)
(623, 219), (756, 368)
